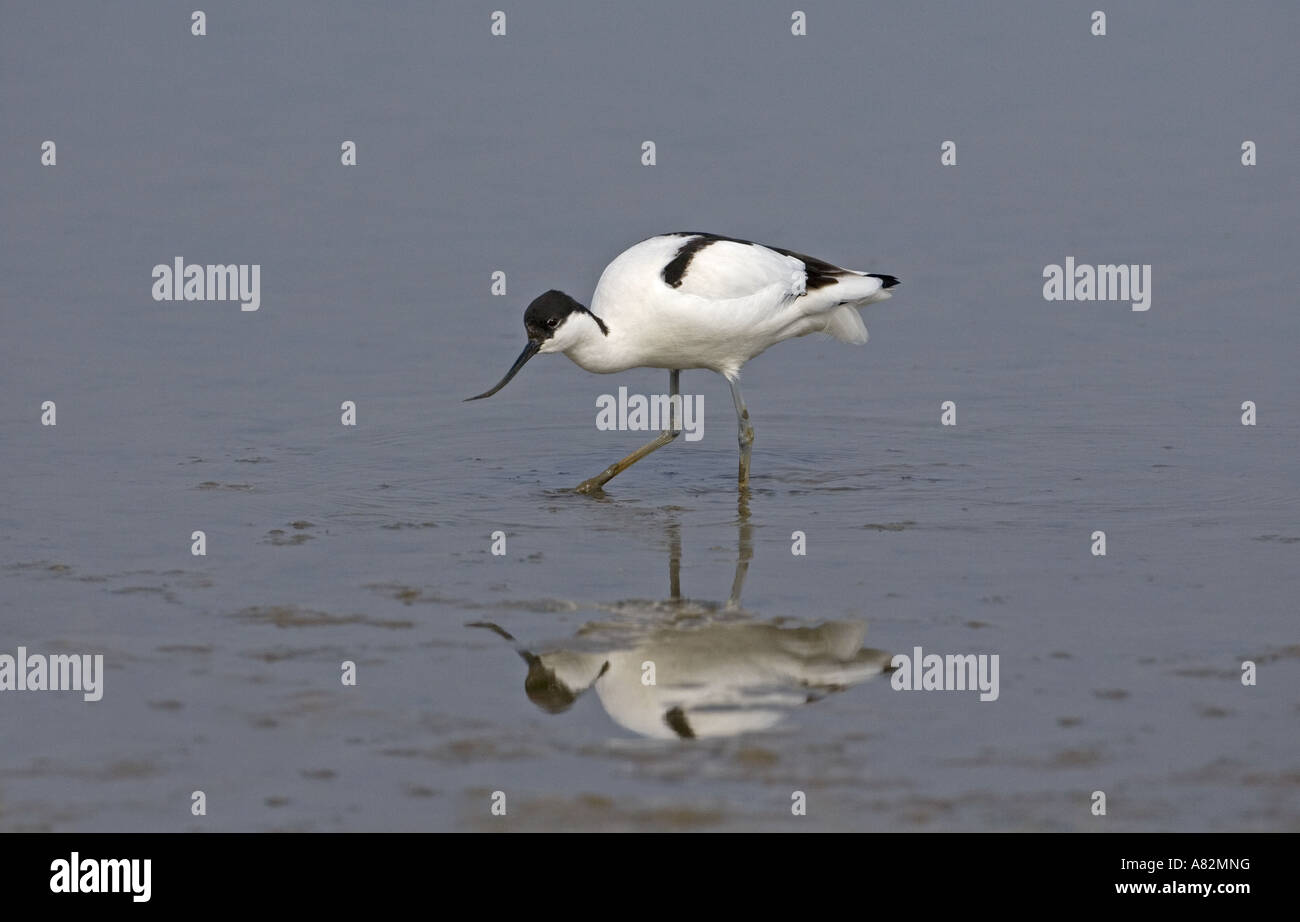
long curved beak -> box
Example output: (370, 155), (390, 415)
(464, 340), (541, 401)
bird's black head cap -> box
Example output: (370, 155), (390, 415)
(525, 290), (607, 341)
(464, 290), (605, 401)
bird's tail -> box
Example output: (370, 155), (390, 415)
(819, 273), (897, 344)
(823, 306), (870, 343)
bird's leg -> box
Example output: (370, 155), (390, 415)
(728, 377), (755, 488)
(575, 370), (681, 494)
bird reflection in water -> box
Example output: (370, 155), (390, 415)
(470, 502), (894, 740)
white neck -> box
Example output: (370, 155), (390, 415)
(548, 312), (635, 374)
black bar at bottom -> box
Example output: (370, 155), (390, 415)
(2, 832), (1283, 907)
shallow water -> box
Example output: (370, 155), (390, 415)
(2, 1), (1298, 831)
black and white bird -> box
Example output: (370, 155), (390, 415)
(467, 232), (900, 492)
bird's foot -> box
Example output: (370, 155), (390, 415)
(574, 465), (618, 494)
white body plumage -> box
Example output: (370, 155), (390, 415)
(549, 232), (897, 380)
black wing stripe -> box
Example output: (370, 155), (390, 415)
(662, 231), (853, 292)
(661, 235), (720, 288)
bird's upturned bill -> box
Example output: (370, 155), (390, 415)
(464, 340), (541, 401)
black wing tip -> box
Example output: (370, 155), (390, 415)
(869, 274), (900, 289)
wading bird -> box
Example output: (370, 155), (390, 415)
(467, 232), (900, 492)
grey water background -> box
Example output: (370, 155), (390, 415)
(2, 1), (1298, 831)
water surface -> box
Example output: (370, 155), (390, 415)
(2, 1), (1298, 831)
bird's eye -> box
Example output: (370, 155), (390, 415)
(546, 317), (559, 328)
